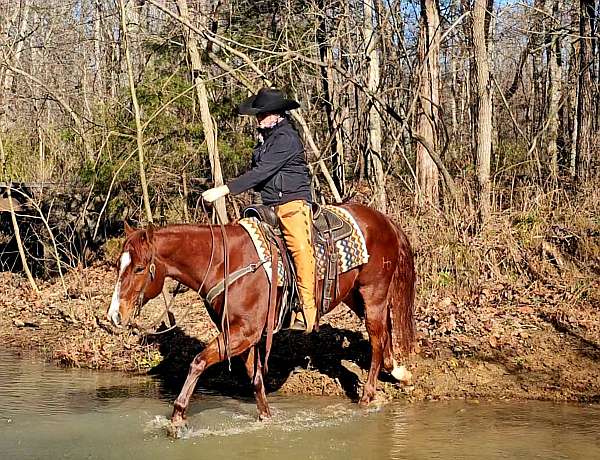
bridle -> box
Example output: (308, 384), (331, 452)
(125, 245), (180, 336)
(132, 247), (157, 320)
(115, 200), (276, 375)
(117, 202), (232, 367)
(125, 203), (218, 338)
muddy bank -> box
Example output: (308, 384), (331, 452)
(1, 263), (599, 404)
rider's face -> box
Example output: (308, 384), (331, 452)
(256, 112), (280, 129)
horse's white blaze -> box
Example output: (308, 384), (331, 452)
(108, 281), (121, 324)
(108, 252), (131, 325)
(391, 359), (412, 385)
(119, 251), (131, 273)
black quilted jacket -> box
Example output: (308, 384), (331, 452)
(228, 118), (312, 206)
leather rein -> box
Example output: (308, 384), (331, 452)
(129, 202), (280, 374)
(129, 202), (215, 337)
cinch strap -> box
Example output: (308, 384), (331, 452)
(205, 259), (268, 306)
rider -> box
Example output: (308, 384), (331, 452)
(202, 88), (317, 333)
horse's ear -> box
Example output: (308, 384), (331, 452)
(146, 223), (154, 242)
(124, 221), (135, 236)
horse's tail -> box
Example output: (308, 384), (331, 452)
(388, 222), (416, 359)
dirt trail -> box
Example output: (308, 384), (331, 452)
(1, 266), (599, 403)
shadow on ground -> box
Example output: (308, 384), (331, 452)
(146, 324), (377, 402)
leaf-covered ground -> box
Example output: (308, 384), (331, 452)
(2, 259), (599, 404)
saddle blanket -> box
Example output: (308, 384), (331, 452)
(238, 205), (369, 286)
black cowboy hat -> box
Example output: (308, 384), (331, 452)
(237, 88), (300, 115)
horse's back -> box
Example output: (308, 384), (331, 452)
(338, 203), (410, 248)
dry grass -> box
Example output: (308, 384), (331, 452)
(388, 180), (599, 300)
(1, 178), (599, 402)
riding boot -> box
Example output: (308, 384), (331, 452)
(276, 200), (317, 333)
(288, 311), (305, 331)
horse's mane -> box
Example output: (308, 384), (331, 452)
(123, 223), (241, 261)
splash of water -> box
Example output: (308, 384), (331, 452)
(145, 402), (381, 439)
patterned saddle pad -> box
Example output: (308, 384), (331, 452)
(239, 205), (369, 286)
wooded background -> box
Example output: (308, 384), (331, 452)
(0, 0), (598, 282)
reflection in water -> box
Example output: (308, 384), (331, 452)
(0, 351), (164, 417)
(1, 349), (600, 460)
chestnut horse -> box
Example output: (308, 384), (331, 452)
(107, 203), (415, 428)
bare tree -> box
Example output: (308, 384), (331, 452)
(1, 0), (31, 105)
(365, 0), (387, 212)
(317, 1), (346, 196)
(0, 133), (39, 293)
(573, 0), (596, 180)
(472, 0), (494, 222)
(415, 0), (441, 207)
(175, 0), (228, 224)
(545, 0), (563, 179)
(119, 0), (153, 223)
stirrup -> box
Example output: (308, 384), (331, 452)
(289, 319), (306, 331)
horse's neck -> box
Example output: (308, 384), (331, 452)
(155, 226), (223, 294)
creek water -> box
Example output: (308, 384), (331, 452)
(1, 350), (599, 460)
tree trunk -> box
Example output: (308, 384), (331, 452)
(317, 2), (346, 197)
(574, 0), (595, 180)
(119, 0), (153, 223)
(0, 134), (39, 293)
(364, 0), (387, 212)
(545, 0), (563, 179)
(122, 0), (142, 75)
(415, 0), (441, 207)
(473, 0), (493, 221)
(450, 52), (458, 142)
(93, 0), (105, 97)
(531, 0), (546, 141)
(1, 0), (30, 131)
(175, 0), (228, 224)
(568, 10), (579, 178)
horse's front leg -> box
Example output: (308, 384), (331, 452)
(242, 346), (271, 420)
(171, 324), (252, 428)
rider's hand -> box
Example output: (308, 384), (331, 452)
(202, 185), (230, 203)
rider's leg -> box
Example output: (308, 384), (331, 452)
(276, 199), (317, 333)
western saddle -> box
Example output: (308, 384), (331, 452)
(242, 203), (353, 324)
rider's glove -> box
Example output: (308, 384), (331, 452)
(202, 185), (230, 203)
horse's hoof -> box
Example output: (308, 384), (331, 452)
(358, 397), (373, 408)
(391, 366), (413, 385)
(167, 417), (188, 438)
(258, 411), (271, 421)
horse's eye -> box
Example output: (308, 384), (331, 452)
(133, 266), (145, 274)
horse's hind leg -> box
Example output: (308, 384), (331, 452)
(171, 324), (253, 427)
(383, 322), (412, 384)
(242, 346), (271, 420)
(358, 285), (389, 406)
(382, 321), (395, 372)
